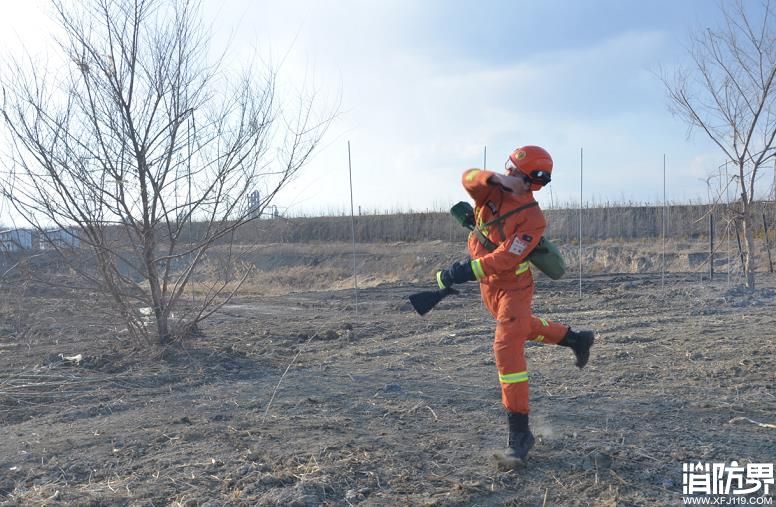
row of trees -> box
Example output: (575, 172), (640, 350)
(2, 0), (775, 347)
(169, 202), (775, 244)
(5, 201), (773, 246)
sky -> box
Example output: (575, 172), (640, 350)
(1, 0), (773, 219)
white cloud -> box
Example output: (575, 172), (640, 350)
(1, 0), (727, 220)
(269, 21), (721, 213)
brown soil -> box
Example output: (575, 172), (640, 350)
(0, 245), (774, 506)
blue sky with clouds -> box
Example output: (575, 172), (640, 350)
(2, 0), (769, 218)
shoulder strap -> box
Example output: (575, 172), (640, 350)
(482, 201), (538, 228)
(474, 201), (539, 252)
(473, 228), (499, 252)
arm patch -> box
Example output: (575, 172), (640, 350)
(508, 236), (529, 256)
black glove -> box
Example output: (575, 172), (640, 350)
(437, 260), (476, 289)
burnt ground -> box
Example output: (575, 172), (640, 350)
(0, 272), (774, 506)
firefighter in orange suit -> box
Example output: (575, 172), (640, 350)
(436, 145), (594, 466)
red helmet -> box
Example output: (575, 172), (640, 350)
(505, 145), (553, 191)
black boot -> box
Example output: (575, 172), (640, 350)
(504, 412), (535, 461)
(558, 328), (595, 368)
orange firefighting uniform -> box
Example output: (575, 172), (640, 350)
(462, 168), (569, 414)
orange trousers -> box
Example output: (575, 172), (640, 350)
(480, 282), (569, 414)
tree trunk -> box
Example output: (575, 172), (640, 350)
(741, 202), (757, 289)
(148, 282), (170, 344)
(145, 248), (170, 344)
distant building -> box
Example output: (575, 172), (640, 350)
(42, 227), (81, 249)
(248, 190), (261, 219)
(0, 229), (34, 252)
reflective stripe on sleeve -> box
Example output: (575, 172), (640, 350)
(437, 271), (446, 289)
(471, 259), (486, 280)
(531, 335), (545, 342)
(465, 169), (480, 182)
(515, 262), (530, 275)
(498, 371), (529, 384)
(539, 317), (549, 327)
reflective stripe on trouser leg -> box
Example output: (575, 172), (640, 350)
(530, 317), (549, 342)
(499, 371), (528, 383)
(493, 317), (531, 414)
(527, 316), (569, 345)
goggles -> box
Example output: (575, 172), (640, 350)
(505, 159), (552, 186)
(529, 170), (551, 186)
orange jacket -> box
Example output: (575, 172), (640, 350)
(462, 168), (546, 289)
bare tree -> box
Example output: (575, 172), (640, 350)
(0, 0), (333, 344)
(663, 0), (776, 289)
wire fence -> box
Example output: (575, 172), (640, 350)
(3, 202), (775, 283)
(229, 201), (776, 244)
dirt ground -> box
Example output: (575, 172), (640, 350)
(0, 247), (775, 505)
